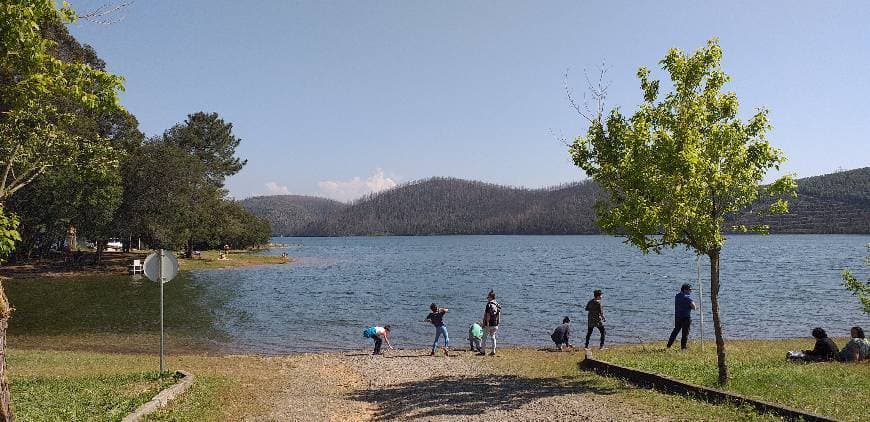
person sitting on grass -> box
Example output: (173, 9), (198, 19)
(425, 303), (450, 356)
(837, 326), (870, 362)
(787, 327), (839, 362)
(468, 321), (483, 353)
(551, 317), (574, 351)
(363, 325), (393, 355)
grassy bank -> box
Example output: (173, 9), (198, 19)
(488, 348), (777, 421)
(595, 339), (868, 421)
(177, 249), (288, 271)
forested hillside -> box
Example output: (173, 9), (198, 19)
(302, 178), (603, 235)
(242, 168), (870, 236)
(239, 195), (347, 236)
(733, 167), (870, 234)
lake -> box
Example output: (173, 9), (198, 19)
(10, 235), (870, 354)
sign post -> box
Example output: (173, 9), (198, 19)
(144, 249), (178, 373)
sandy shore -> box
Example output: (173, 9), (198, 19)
(265, 348), (664, 421)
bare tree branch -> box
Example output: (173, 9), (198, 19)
(77, 1), (134, 25)
(565, 62), (611, 126)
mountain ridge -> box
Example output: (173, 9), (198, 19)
(241, 168), (870, 236)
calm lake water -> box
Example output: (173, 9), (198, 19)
(187, 234), (869, 353)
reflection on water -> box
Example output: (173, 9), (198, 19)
(8, 235), (870, 354)
(7, 273), (229, 351)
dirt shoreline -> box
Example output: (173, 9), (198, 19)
(263, 348), (666, 421)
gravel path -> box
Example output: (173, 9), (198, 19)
(269, 348), (666, 421)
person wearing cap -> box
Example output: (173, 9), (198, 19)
(667, 283), (697, 350)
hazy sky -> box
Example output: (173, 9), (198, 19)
(68, 1), (870, 201)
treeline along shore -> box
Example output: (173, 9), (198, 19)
(242, 167), (870, 237)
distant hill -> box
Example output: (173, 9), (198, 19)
(238, 195), (347, 236)
(733, 167), (870, 234)
(242, 168), (870, 236)
(299, 178), (604, 236)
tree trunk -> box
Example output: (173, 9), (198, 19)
(185, 239), (193, 259)
(708, 248), (729, 385)
(0, 282), (15, 421)
(96, 239), (104, 265)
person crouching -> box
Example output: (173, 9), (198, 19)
(551, 317), (574, 351)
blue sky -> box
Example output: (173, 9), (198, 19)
(69, 1), (870, 201)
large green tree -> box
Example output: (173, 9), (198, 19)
(162, 112), (246, 257)
(0, 1), (124, 419)
(570, 39), (795, 385)
(163, 112), (246, 187)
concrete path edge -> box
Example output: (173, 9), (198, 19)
(580, 352), (838, 422)
(122, 370), (196, 422)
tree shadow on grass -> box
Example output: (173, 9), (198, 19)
(351, 374), (617, 420)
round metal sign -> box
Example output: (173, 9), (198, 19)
(143, 250), (179, 283)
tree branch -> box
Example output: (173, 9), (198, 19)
(0, 144), (21, 196)
(77, 1), (135, 25)
(3, 165), (49, 199)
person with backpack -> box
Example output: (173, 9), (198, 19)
(480, 290), (501, 356)
(584, 289), (606, 350)
(468, 321), (484, 353)
(363, 325), (393, 355)
(551, 317), (574, 351)
(425, 303), (450, 356)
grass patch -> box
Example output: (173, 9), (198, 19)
(177, 250), (287, 271)
(12, 370), (174, 421)
(487, 348), (779, 421)
(8, 349), (298, 421)
(595, 339), (869, 421)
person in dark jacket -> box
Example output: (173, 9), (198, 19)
(584, 289), (606, 349)
(667, 283), (697, 350)
(787, 327), (839, 362)
(551, 317), (573, 351)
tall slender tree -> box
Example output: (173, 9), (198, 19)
(570, 39), (796, 385)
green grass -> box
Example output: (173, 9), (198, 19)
(12, 371), (174, 421)
(8, 349), (299, 421)
(488, 348), (778, 421)
(177, 250), (287, 271)
(595, 339), (870, 421)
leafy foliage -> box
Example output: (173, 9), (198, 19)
(842, 244), (870, 315)
(0, 207), (19, 264)
(163, 112), (247, 187)
(569, 39), (796, 254)
(0, 0), (125, 202)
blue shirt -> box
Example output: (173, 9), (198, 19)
(674, 292), (694, 319)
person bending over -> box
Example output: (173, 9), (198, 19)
(551, 317), (573, 351)
(363, 325), (393, 355)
